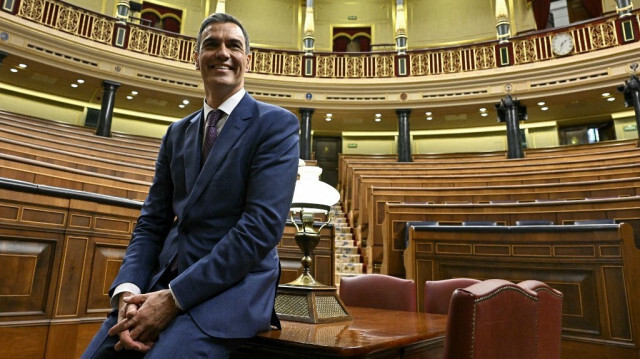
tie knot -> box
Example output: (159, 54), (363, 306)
(207, 109), (223, 128)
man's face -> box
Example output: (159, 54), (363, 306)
(195, 22), (251, 101)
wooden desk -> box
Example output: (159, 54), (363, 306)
(233, 307), (447, 358)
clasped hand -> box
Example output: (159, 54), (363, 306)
(108, 289), (180, 352)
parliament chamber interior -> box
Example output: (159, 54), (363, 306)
(1, 0), (640, 358)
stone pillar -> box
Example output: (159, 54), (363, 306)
(496, 95), (525, 159)
(495, 0), (511, 43)
(0, 51), (7, 67)
(395, 0), (408, 55)
(615, 0), (633, 17)
(116, 0), (130, 23)
(96, 80), (121, 137)
(303, 0), (315, 55)
(299, 108), (314, 160)
(396, 109), (412, 162)
(618, 75), (640, 143)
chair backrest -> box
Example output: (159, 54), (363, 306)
(518, 280), (563, 359)
(443, 279), (539, 359)
(339, 274), (417, 312)
(424, 278), (481, 314)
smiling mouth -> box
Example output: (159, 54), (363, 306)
(210, 64), (232, 70)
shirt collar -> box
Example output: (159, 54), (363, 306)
(203, 88), (246, 118)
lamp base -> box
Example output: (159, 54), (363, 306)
(275, 284), (352, 324)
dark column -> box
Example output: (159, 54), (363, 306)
(299, 108), (314, 160)
(496, 95), (525, 159)
(396, 109), (412, 162)
(0, 51), (8, 67)
(618, 75), (640, 144)
(96, 80), (121, 137)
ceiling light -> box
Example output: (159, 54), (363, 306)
(607, 97), (615, 102)
(126, 95), (133, 100)
(374, 118), (381, 122)
(77, 79), (85, 84)
(537, 101), (545, 106)
(375, 113), (382, 118)
(18, 63), (27, 68)
(479, 108), (486, 112)
(71, 83), (78, 88)
(10, 68), (18, 73)
(541, 106), (549, 111)
(182, 99), (190, 105)
(425, 111), (432, 116)
(179, 104), (185, 108)
(325, 117), (332, 122)
(481, 113), (488, 117)
(131, 90), (138, 95)
(601, 92), (610, 97)
(426, 116), (433, 120)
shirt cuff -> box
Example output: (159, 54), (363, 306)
(168, 283), (184, 311)
(111, 283), (141, 309)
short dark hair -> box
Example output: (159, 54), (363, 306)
(195, 13), (250, 54)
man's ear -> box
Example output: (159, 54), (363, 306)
(245, 52), (252, 67)
(194, 51), (200, 70)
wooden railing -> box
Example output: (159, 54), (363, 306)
(4, 0), (639, 77)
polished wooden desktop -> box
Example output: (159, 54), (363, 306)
(233, 306), (447, 359)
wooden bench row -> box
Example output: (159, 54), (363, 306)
(380, 196), (640, 278)
(0, 153), (151, 201)
(350, 162), (640, 253)
(338, 139), (639, 198)
(403, 223), (640, 359)
(0, 110), (161, 151)
(0, 136), (155, 182)
(342, 147), (640, 221)
(360, 176), (640, 268)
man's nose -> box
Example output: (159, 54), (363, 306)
(214, 44), (230, 59)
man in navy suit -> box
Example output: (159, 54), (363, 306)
(83, 12), (300, 358)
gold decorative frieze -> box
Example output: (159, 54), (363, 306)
(253, 51), (274, 74)
(91, 19), (114, 44)
(409, 53), (430, 76)
(441, 50), (462, 73)
(345, 56), (364, 77)
(375, 55), (394, 77)
(8, 0), (640, 79)
(589, 20), (618, 49)
(18, 0), (44, 22)
(474, 46), (496, 69)
(282, 54), (302, 76)
(56, 8), (79, 33)
(316, 56), (335, 78)
(513, 39), (538, 64)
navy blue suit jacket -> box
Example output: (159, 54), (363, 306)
(111, 93), (300, 338)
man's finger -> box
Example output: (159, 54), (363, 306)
(108, 318), (132, 336)
(123, 294), (148, 305)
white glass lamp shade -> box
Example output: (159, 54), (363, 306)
(290, 166), (340, 213)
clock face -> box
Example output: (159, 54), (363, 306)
(551, 33), (574, 56)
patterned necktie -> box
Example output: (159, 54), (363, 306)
(202, 109), (223, 165)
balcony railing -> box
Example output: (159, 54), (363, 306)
(5, 0), (639, 79)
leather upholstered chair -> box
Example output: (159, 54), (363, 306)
(518, 280), (563, 359)
(424, 278), (480, 314)
(443, 279), (539, 359)
(339, 274), (417, 312)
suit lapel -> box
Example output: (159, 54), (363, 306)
(183, 111), (203, 195)
(181, 94), (256, 220)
